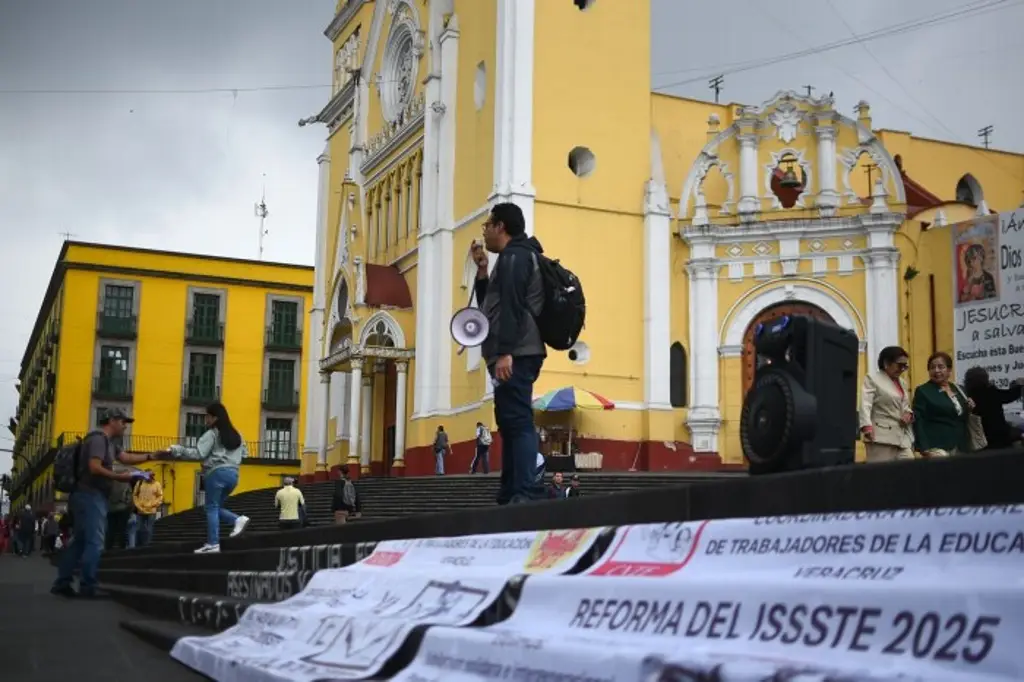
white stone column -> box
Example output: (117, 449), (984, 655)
(303, 147), (331, 456)
(492, 0), (537, 234)
(865, 250), (901, 364)
(394, 361), (409, 465)
(737, 133), (760, 217)
(685, 237), (721, 453)
(317, 372), (332, 470)
(347, 358), (363, 466)
(359, 370), (374, 473)
(643, 178), (672, 410)
(815, 120), (840, 215)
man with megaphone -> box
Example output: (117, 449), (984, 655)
(471, 202), (547, 505)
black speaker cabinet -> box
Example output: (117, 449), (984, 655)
(740, 314), (860, 475)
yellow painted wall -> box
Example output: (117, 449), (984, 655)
(139, 460), (299, 515)
(878, 130), (1024, 212)
(452, 0), (496, 220)
(532, 1), (651, 213)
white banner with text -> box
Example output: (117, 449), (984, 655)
(394, 506), (1024, 682)
(171, 528), (601, 682)
(952, 208), (1024, 389)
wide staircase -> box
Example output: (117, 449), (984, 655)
(76, 451), (1023, 680)
(151, 471), (740, 545)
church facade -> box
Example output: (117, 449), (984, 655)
(300, 0), (1024, 480)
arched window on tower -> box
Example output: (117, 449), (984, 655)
(670, 342), (688, 408)
(956, 174), (983, 206)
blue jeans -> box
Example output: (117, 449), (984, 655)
(434, 450), (445, 475)
(491, 355), (544, 504)
(53, 488), (108, 593)
(127, 514), (156, 548)
(203, 467), (239, 545)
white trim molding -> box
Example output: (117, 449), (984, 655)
(490, 0), (536, 235)
(358, 310), (408, 349)
(643, 130), (673, 410)
(720, 280), (865, 349)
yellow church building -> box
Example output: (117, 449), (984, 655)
(300, 0), (1024, 480)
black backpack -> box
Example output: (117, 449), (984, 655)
(54, 431), (104, 494)
(535, 254), (586, 351)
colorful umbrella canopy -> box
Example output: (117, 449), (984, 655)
(532, 386), (615, 412)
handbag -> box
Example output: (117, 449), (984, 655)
(952, 384), (987, 452)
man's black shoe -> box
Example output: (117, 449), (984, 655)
(50, 585), (77, 598)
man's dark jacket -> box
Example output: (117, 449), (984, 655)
(473, 235), (546, 365)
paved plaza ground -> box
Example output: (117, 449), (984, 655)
(0, 552), (204, 681)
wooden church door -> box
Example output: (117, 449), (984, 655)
(741, 302), (835, 395)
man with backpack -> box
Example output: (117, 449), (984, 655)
(51, 407), (155, 598)
(471, 421), (492, 474)
(473, 202), (584, 504)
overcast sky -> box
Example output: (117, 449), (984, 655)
(0, 0), (1021, 478)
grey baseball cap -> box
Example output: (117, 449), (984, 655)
(100, 407), (134, 424)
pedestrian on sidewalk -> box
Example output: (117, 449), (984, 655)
(470, 422), (492, 474)
(275, 477), (305, 531)
(158, 401), (250, 554)
(130, 474), (163, 548)
(433, 425), (452, 476)
(17, 505), (35, 557)
(331, 465), (357, 524)
(52, 408), (156, 598)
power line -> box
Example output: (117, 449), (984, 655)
(0, 84), (331, 95)
(653, 0), (1021, 89)
(823, 0), (1020, 179)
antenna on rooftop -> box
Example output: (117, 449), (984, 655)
(254, 174), (269, 260)
(59, 231), (77, 242)
(977, 125), (994, 149)
(708, 75), (724, 103)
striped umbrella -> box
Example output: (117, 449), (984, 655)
(532, 386), (615, 412)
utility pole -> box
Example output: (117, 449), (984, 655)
(254, 175), (269, 260)
(864, 163), (879, 191)
(803, 85), (815, 98)
(978, 125), (993, 149)
(708, 75), (724, 104)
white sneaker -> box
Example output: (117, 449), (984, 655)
(231, 515), (250, 537)
(194, 543), (220, 554)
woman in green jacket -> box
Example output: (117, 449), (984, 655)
(912, 351), (975, 457)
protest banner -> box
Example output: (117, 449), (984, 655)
(393, 507), (1024, 682)
(952, 208), (1024, 389)
(586, 506), (1023, 580)
(171, 528), (601, 682)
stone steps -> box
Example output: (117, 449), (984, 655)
(149, 471), (741, 545)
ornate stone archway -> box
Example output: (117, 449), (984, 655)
(741, 301), (835, 395)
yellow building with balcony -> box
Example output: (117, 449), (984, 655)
(9, 241), (314, 515)
(299, 0), (1024, 479)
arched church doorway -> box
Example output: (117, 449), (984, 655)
(741, 301), (835, 394)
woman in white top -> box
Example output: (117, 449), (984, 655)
(859, 346), (915, 462)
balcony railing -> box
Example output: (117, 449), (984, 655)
(97, 313), (138, 339)
(265, 326), (302, 352)
(182, 382), (220, 406)
(93, 376), (133, 401)
(262, 387), (300, 411)
(185, 320), (225, 347)
(49, 431), (302, 462)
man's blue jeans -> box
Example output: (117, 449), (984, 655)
(491, 355), (544, 505)
(53, 488), (108, 594)
(203, 467), (239, 546)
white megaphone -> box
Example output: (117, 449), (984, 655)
(450, 306), (489, 354)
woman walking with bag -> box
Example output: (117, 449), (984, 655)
(160, 402), (249, 553)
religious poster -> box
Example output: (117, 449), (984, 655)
(170, 528), (601, 682)
(952, 209), (1024, 387)
(394, 507), (1024, 682)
